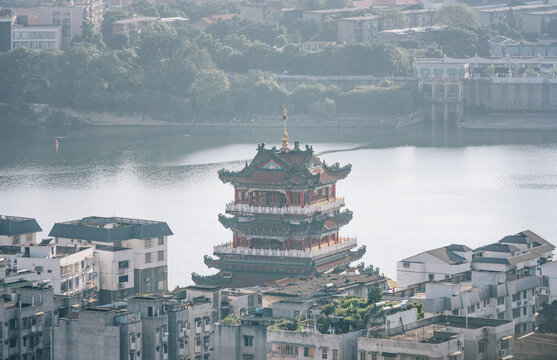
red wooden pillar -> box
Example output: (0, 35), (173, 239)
(333, 184), (336, 198)
(248, 191), (252, 206)
(287, 238), (291, 250)
(301, 238), (305, 251)
(327, 235), (330, 246)
(233, 233), (237, 247)
(286, 192), (290, 207)
(301, 192), (305, 208)
(318, 237), (321, 249)
(234, 189), (238, 204)
(249, 238), (252, 248)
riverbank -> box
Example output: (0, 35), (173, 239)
(460, 113), (557, 130)
(1, 104), (424, 129)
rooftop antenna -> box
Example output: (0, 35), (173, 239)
(281, 107), (289, 152)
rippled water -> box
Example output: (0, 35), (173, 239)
(1, 124), (557, 287)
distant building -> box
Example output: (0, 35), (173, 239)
(302, 8), (361, 24)
(194, 14), (238, 29)
(402, 8), (438, 27)
(337, 15), (381, 43)
(112, 16), (189, 44)
(12, 24), (63, 51)
(521, 9), (557, 36)
(397, 244), (472, 289)
(475, 4), (553, 28)
(53, 307), (142, 360)
(49, 216), (173, 295)
(375, 25), (444, 46)
(489, 35), (520, 57)
(374, 0), (421, 7)
(300, 41), (334, 53)
(39, 0), (104, 48)
(0, 215), (42, 245)
(0, 10), (16, 52)
(240, 3), (282, 23)
(102, 0), (133, 9)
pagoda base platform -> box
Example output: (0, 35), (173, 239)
(192, 270), (299, 288)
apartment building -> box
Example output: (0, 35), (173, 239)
(0, 215), (42, 245)
(17, 240), (98, 302)
(12, 24), (62, 51)
(96, 245), (135, 304)
(240, 3), (282, 23)
(540, 259), (557, 305)
(49, 216), (172, 295)
(0, 284), (56, 360)
(397, 244), (472, 289)
(53, 306), (142, 360)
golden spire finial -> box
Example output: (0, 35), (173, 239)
(281, 107), (289, 152)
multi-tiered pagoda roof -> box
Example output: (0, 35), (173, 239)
(218, 142), (351, 189)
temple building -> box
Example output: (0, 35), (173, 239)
(194, 110), (365, 287)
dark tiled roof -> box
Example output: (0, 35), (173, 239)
(95, 245), (131, 252)
(499, 230), (554, 248)
(473, 243), (518, 253)
(0, 215), (42, 236)
(218, 143), (351, 189)
(472, 257), (510, 265)
(49, 216), (173, 242)
(445, 244), (472, 252)
(427, 248), (467, 265)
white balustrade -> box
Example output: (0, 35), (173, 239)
(213, 237), (357, 259)
(225, 197), (345, 216)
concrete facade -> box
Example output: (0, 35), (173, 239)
(12, 24), (62, 51)
(0, 215), (42, 245)
(213, 321), (268, 360)
(540, 260), (557, 305)
(96, 245), (135, 304)
(240, 4), (282, 23)
(53, 307), (142, 360)
(267, 329), (363, 360)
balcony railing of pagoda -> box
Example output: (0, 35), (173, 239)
(225, 197), (345, 216)
(213, 237), (357, 259)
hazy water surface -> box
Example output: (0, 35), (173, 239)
(1, 124), (557, 287)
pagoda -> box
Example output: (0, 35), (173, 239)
(193, 109), (366, 287)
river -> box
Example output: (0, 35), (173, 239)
(1, 123), (557, 288)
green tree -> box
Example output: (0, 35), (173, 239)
(548, 19), (557, 38)
(73, 20), (105, 50)
(438, 3), (479, 29)
(538, 301), (557, 333)
(368, 283), (383, 304)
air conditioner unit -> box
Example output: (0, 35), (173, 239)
(499, 350), (506, 355)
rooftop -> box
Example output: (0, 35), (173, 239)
(95, 245), (131, 252)
(0, 215), (42, 236)
(49, 216), (173, 242)
(264, 272), (384, 298)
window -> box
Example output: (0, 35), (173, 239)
(285, 345), (297, 355)
(294, 311), (300, 318)
(522, 307), (527, 315)
(501, 337), (510, 349)
(479, 341), (486, 353)
(158, 237), (164, 245)
(403, 262), (410, 268)
(497, 297), (505, 305)
(242, 356), (254, 360)
(333, 349), (338, 360)
(512, 293), (520, 302)
(158, 251), (164, 262)
(322, 348), (328, 359)
(304, 347), (315, 357)
(452, 309), (459, 316)
(145, 239), (152, 248)
(243, 336), (253, 347)
(467, 305), (474, 314)
(145, 253), (152, 264)
(119, 275), (128, 283)
(359, 352), (366, 360)
(13, 235), (20, 244)
(522, 290), (527, 299)
(119, 260), (129, 269)
(370, 353), (378, 360)
(513, 308), (520, 318)
(428, 274), (434, 281)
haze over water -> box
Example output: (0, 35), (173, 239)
(1, 124), (557, 288)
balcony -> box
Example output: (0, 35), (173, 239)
(225, 197), (345, 216)
(213, 237), (358, 259)
(162, 332), (168, 343)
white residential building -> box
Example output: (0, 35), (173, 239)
(96, 245), (135, 304)
(49, 216), (172, 296)
(12, 24), (62, 51)
(17, 240), (97, 300)
(540, 260), (557, 305)
(397, 244), (472, 289)
(0, 215), (42, 246)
